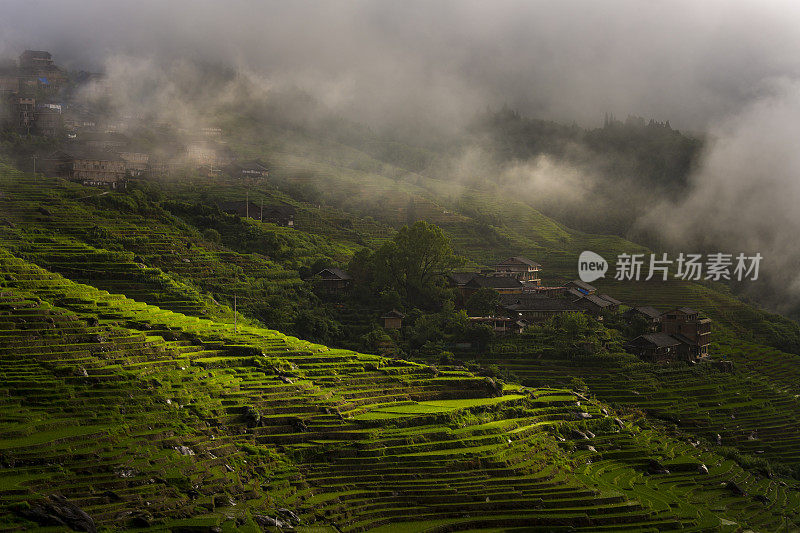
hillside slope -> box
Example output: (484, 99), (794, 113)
(2, 244), (798, 531)
(1, 158), (800, 531)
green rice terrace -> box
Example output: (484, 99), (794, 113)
(1, 163), (800, 532)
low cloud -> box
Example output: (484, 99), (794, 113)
(636, 79), (800, 310)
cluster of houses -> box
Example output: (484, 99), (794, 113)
(623, 306), (711, 362)
(44, 136), (271, 190)
(447, 257), (623, 333)
(313, 256), (712, 362)
(2, 50), (274, 194)
(0, 50), (67, 136)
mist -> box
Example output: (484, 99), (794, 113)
(4, 0), (800, 313)
(3, 1), (800, 133)
(636, 79), (800, 314)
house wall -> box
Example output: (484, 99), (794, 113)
(662, 316), (711, 350)
(384, 317), (403, 329)
(494, 263), (541, 285)
(72, 158), (126, 184)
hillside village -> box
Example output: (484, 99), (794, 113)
(316, 255), (712, 363)
(0, 49), (715, 365)
(1, 50), (294, 225)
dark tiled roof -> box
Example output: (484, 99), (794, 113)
(382, 309), (406, 319)
(634, 333), (681, 348)
(568, 280), (597, 293)
(504, 298), (580, 312)
(670, 333), (697, 346)
(448, 272), (476, 286)
(598, 294), (622, 306)
(578, 294), (612, 308)
(628, 306), (662, 320)
(567, 288), (585, 299)
(316, 268), (352, 280)
(496, 256), (541, 268)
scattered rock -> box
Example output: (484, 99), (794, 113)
(18, 494), (96, 532)
(697, 464), (709, 475)
(613, 417), (624, 429)
(277, 508), (301, 525)
(584, 430), (596, 439)
(254, 515), (284, 528)
(115, 468), (137, 478)
(570, 429), (589, 440)
(174, 445), (195, 456)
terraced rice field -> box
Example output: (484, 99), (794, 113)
(1, 163), (799, 530)
(0, 243), (797, 530)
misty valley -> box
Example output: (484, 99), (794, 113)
(2, 3), (800, 532)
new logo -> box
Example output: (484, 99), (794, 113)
(578, 251), (608, 283)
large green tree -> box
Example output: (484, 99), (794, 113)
(360, 221), (461, 309)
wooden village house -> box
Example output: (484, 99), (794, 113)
(624, 306), (663, 331)
(624, 333), (681, 363)
(624, 306), (712, 361)
(381, 310), (406, 330)
(463, 276), (524, 298)
(468, 316), (528, 334)
(565, 280), (597, 295)
(18, 50), (67, 95)
(573, 293), (616, 316)
(491, 257), (542, 286)
(313, 268), (352, 293)
(660, 307), (711, 357)
(500, 294), (582, 323)
(48, 148), (127, 189)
